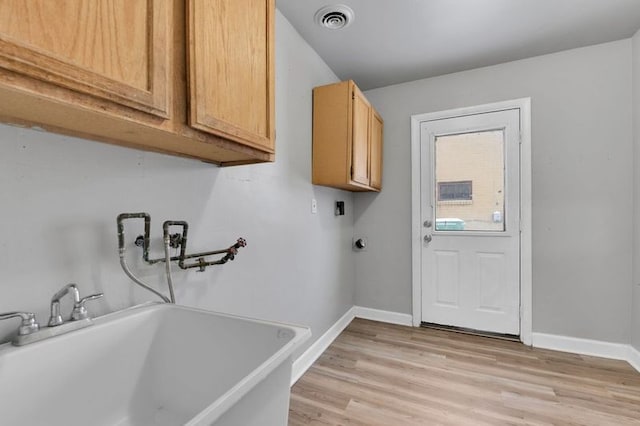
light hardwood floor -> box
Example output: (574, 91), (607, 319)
(289, 319), (640, 425)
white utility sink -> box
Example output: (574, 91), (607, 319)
(0, 303), (310, 426)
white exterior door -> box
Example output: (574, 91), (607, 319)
(420, 109), (521, 335)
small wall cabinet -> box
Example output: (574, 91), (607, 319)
(0, 0), (275, 166)
(312, 80), (383, 192)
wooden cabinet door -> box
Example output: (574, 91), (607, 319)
(369, 109), (383, 190)
(0, 0), (171, 118)
(351, 86), (370, 186)
(188, 0), (275, 153)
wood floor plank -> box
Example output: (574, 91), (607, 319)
(289, 319), (640, 425)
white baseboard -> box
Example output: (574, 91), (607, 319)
(290, 306), (413, 385)
(291, 307), (355, 385)
(532, 332), (640, 373)
(353, 306), (413, 326)
(628, 344), (640, 373)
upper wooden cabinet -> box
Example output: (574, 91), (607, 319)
(0, 0), (275, 166)
(312, 80), (383, 192)
(188, 0), (274, 152)
(0, 0), (170, 118)
(369, 109), (383, 190)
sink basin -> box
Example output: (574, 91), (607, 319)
(0, 303), (310, 426)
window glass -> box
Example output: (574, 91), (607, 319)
(438, 181), (472, 201)
(434, 130), (505, 232)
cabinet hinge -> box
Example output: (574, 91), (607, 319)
(352, 91), (355, 100)
(350, 165), (354, 177)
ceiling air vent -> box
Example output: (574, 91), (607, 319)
(314, 5), (354, 30)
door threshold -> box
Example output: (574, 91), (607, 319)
(420, 322), (520, 342)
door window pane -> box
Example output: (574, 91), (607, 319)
(434, 130), (505, 232)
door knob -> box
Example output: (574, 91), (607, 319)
(424, 220), (432, 228)
(424, 234), (432, 243)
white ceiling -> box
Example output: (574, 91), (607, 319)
(276, 0), (640, 90)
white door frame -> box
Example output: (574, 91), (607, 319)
(410, 98), (532, 345)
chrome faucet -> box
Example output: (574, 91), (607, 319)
(48, 283), (80, 326)
(1, 284), (105, 346)
(48, 283), (103, 326)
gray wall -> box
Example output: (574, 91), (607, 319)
(355, 40), (634, 344)
(633, 29), (640, 351)
(0, 11), (354, 354)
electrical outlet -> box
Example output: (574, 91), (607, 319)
(311, 198), (318, 214)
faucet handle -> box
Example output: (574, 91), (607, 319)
(71, 293), (104, 321)
(0, 311), (40, 336)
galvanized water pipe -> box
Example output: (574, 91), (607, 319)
(116, 213), (170, 303)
